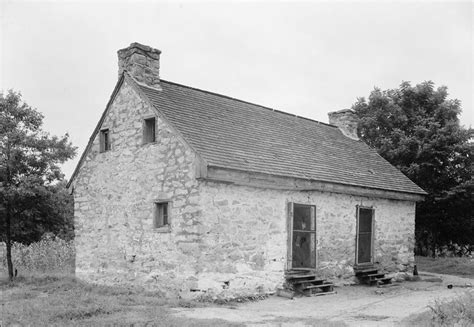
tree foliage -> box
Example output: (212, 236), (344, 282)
(0, 90), (76, 279)
(4, 180), (75, 244)
(352, 81), (473, 255)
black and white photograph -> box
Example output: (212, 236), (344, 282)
(1, 1), (473, 326)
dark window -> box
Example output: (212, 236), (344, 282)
(144, 117), (156, 144)
(293, 204), (315, 231)
(289, 203), (316, 269)
(154, 202), (169, 228)
(100, 129), (110, 152)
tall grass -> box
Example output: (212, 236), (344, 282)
(404, 292), (474, 326)
(0, 234), (74, 276)
(428, 292), (474, 326)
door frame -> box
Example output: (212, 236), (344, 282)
(355, 205), (375, 266)
(287, 202), (317, 270)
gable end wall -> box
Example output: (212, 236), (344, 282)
(73, 80), (202, 294)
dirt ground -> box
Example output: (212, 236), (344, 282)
(173, 272), (474, 326)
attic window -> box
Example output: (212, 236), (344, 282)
(154, 202), (169, 229)
(100, 129), (110, 152)
(143, 117), (156, 144)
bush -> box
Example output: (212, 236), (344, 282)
(1, 234), (74, 275)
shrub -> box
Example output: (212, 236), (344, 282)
(1, 234), (74, 275)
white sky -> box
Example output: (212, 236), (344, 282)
(1, 1), (473, 179)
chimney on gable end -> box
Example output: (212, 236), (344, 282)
(328, 109), (359, 140)
(118, 42), (162, 89)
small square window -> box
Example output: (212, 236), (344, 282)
(144, 117), (156, 144)
(154, 202), (169, 228)
(100, 129), (110, 152)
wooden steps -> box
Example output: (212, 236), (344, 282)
(285, 270), (335, 296)
(355, 266), (392, 286)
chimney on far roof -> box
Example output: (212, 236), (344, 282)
(328, 109), (359, 140)
(118, 42), (161, 89)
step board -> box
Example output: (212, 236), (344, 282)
(291, 278), (326, 285)
(285, 271), (336, 297)
(285, 273), (318, 279)
(355, 269), (379, 276)
(355, 268), (392, 286)
(298, 283), (334, 290)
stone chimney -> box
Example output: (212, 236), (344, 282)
(327, 109), (359, 140)
(118, 42), (161, 89)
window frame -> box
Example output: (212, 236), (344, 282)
(143, 116), (157, 144)
(100, 128), (111, 152)
(153, 201), (171, 232)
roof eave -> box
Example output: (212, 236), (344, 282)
(202, 165), (426, 202)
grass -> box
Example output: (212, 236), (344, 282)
(0, 274), (341, 326)
(1, 238), (244, 326)
(0, 275), (243, 326)
(404, 256), (474, 326)
(2, 240), (472, 326)
(415, 255), (474, 279)
(403, 292), (474, 327)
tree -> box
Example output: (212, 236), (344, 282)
(4, 180), (75, 244)
(352, 81), (473, 255)
(0, 90), (76, 280)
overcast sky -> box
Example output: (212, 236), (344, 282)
(1, 1), (473, 179)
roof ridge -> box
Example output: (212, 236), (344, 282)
(141, 78), (336, 128)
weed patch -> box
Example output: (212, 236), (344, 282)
(403, 292), (474, 326)
(54, 306), (113, 321)
(1, 235), (74, 276)
(428, 292), (474, 326)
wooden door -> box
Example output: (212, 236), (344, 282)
(356, 206), (374, 265)
(288, 203), (316, 269)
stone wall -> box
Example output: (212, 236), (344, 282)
(73, 80), (202, 295)
(73, 79), (416, 298)
(195, 182), (415, 294)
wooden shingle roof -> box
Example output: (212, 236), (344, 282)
(137, 79), (426, 196)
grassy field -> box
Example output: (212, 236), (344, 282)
(404, 256), (474, 326)
(0, 275), (242, 326)
(0, 274), (343, 326)
(1, 238), (242, 326)
(416, 255), (474, 279)
(2, 240), (473, 326)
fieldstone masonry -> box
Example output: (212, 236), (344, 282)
(118, 43), (161, 89)
(72, 78), (416, 298)
(328, 109), (360, 140)
(74, 79), (201, 296)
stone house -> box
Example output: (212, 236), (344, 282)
(68, 42), (426, 298)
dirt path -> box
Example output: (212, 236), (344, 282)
(173, 272), (473, 326)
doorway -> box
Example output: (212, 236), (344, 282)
(288, 203), (316, 269)
(356, 206), (374, 265)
